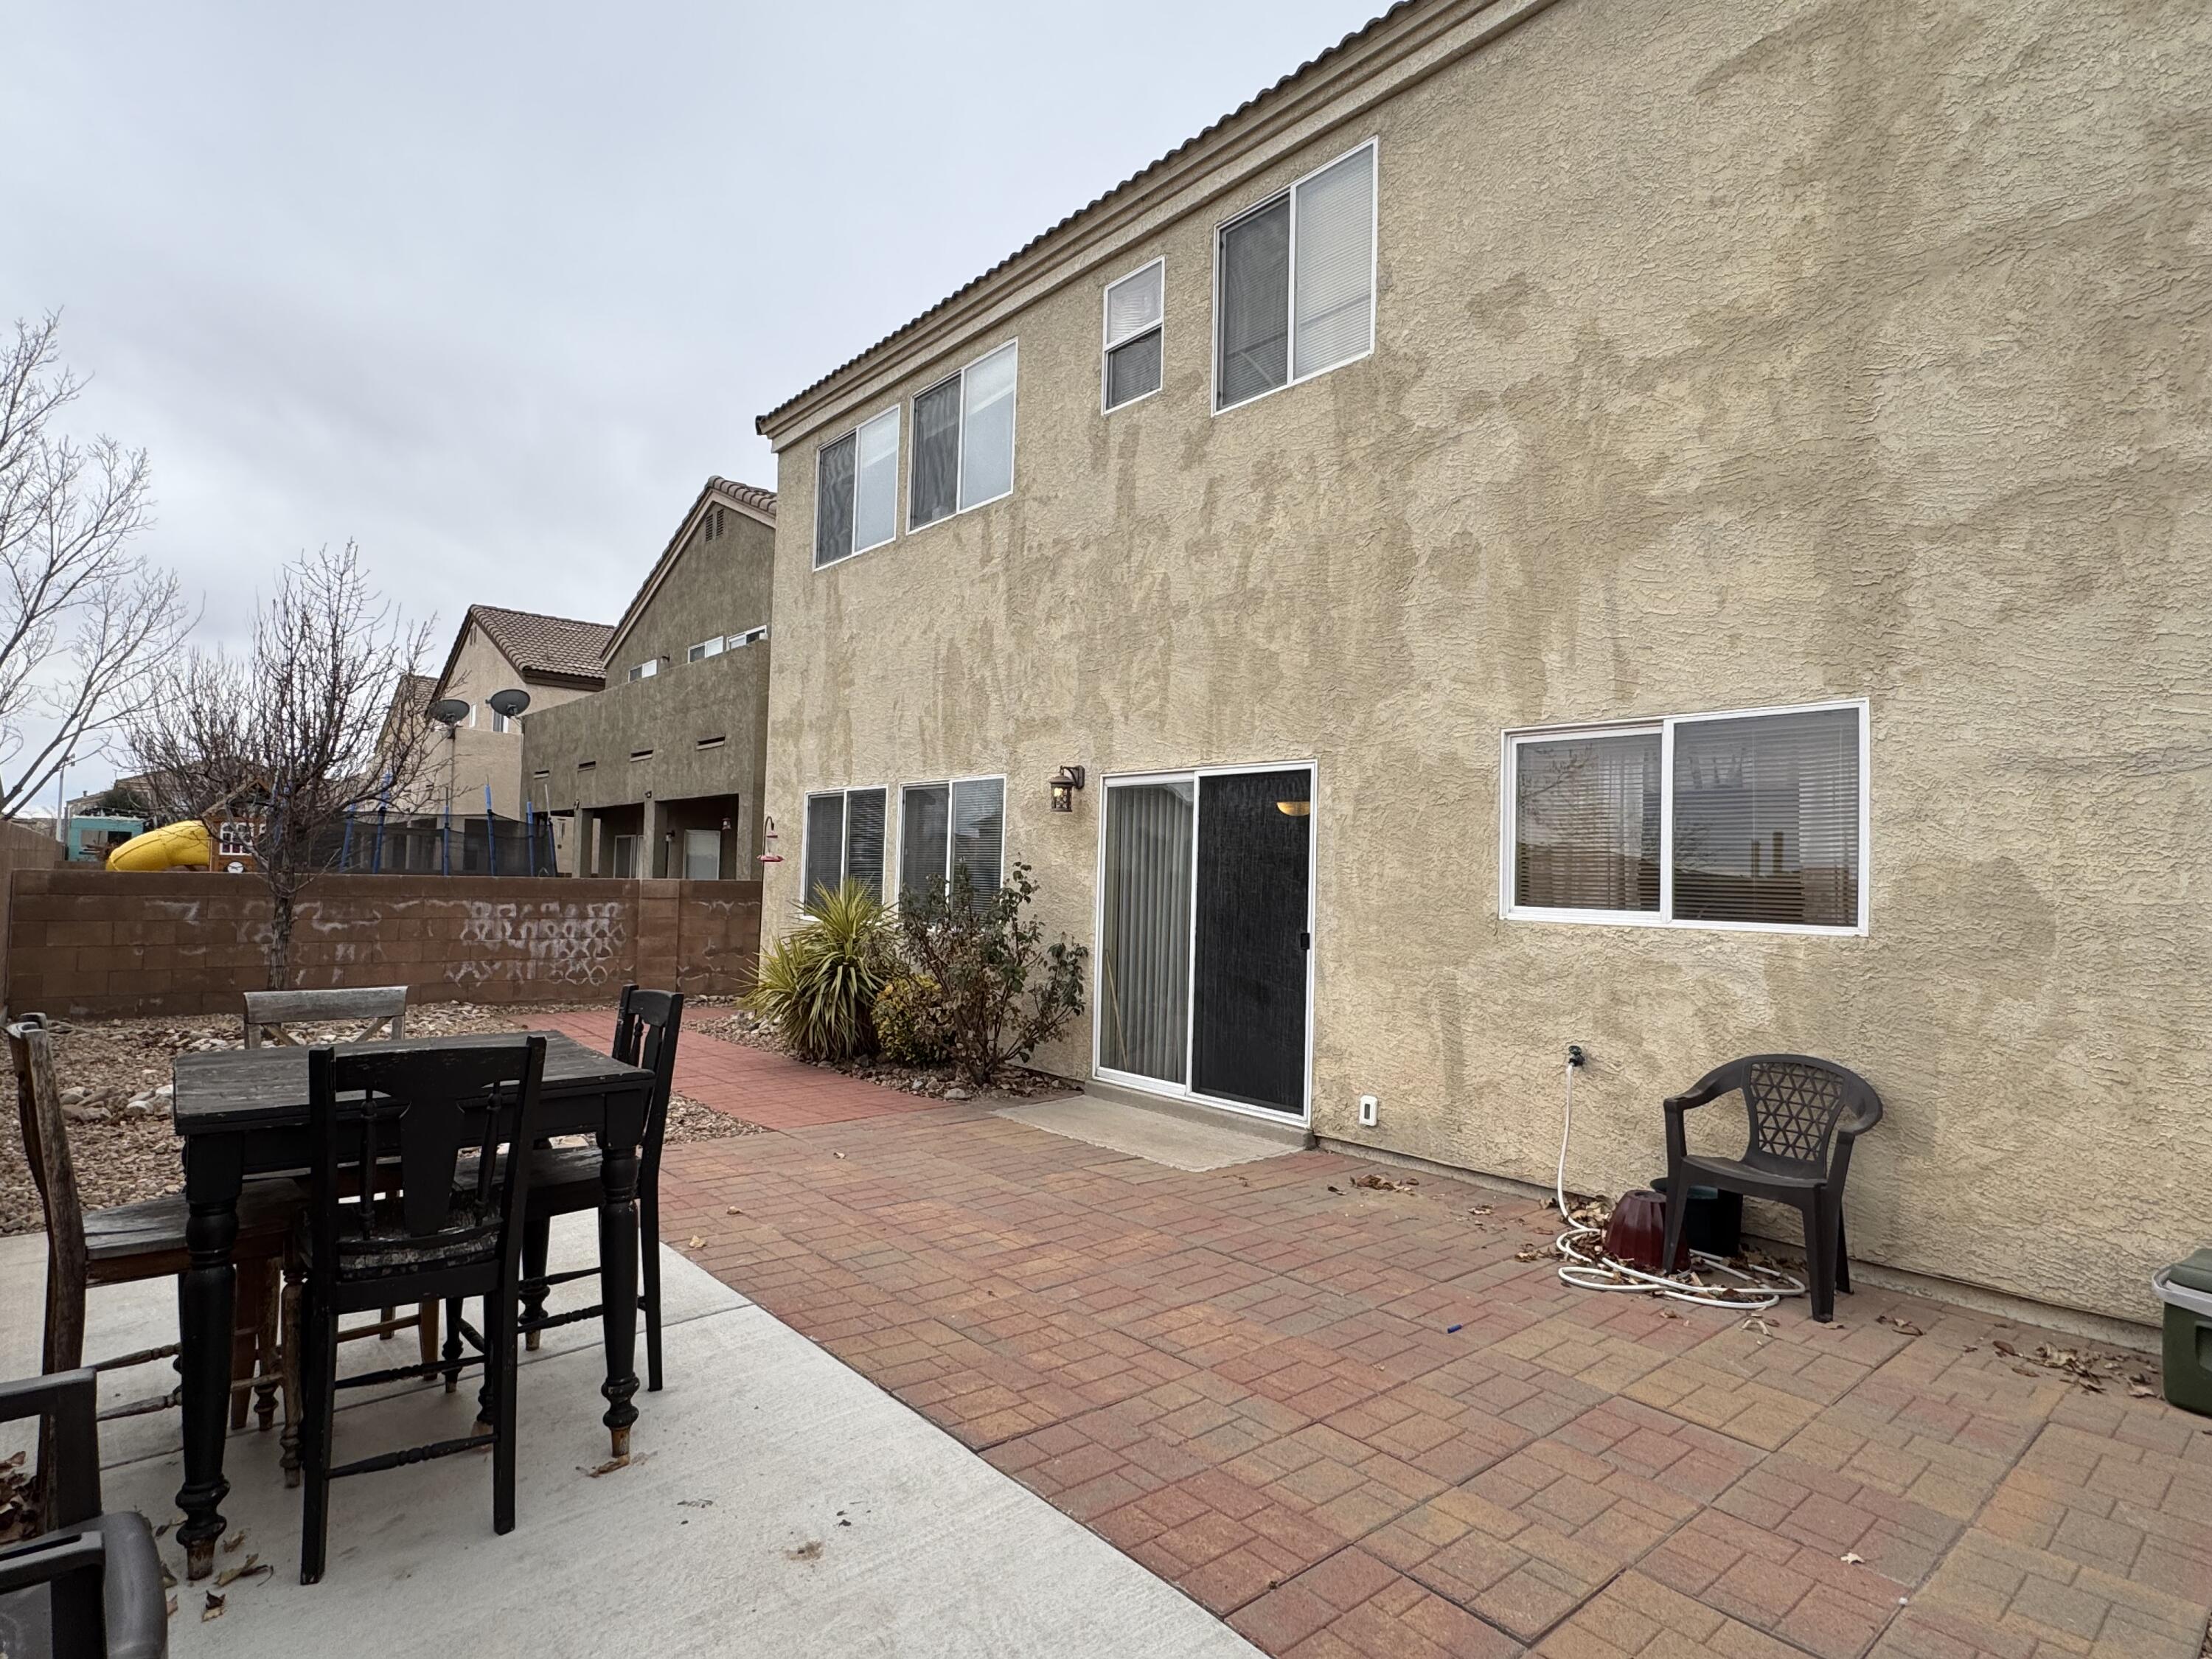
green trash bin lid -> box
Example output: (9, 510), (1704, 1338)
(2166, 1248), (2212, 1296)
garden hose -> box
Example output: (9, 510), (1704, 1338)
(1552, 1055), (1805, 1312)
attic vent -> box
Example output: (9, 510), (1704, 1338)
(707, 504), (726, 540)
(576, 760), (597, 772)
(531, 770), (550, 780)
(695, 734), (726, 751)
(630, 748), (654, 762)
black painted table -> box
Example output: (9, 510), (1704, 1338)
(168, 1031), (654, 1579)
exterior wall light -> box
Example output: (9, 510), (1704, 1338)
(1049, 765), (1086, 812)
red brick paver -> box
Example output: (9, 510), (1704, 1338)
(636, 1048), (2212, 1659)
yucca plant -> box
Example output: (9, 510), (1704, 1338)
(748, 880), (893, 1062)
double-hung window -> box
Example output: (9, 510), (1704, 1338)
(1102, 260), (1164, 411)
(909, 343), (1018, 529)
(814, 408), (900, 568)
(1215, 140), (1376, 411)
(1504, 700), (1868, 933)
(802, 786), (886, 905)
(897, 776), (1005, 906)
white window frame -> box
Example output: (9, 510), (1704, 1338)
(686, 636), (724, 663)
(1101, 257), (1165, 415)
(815, 405), (902, 571)
(627, 660), (656, 682)
(730, 625), (769, 648)
(489, 707), (512, 734)
(1211, 137), (1380, 417)
(892, 773), (1008, 904)
(1498, 698), (1871, 937)
(800, 785), (888, 910)
(908, 341), (1019, 532)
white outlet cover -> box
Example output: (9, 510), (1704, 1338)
(1357, 1094), (1378, 1127)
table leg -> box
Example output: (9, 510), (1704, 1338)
(597, 1138), (641, 1460)
(175, 1134), (244, 1581)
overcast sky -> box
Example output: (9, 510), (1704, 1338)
(3, 1), (1382, 694)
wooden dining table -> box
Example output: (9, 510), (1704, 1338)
(167, 1030), (655, 1579)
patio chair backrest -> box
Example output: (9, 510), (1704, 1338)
(1725, 1054), (1883, 1179)
(4, 1016), (88, 1376)
(305, 1036), (546, 1287)
(244, 984), (408, 1049)
(611, 985), (685, 1186)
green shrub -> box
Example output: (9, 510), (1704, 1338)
(896, 862), (1087, 1087)
(748, 880), (891, 1062)
(874, 974), (953, 1066)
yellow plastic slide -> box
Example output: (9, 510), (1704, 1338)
(105, 819), (214, 872)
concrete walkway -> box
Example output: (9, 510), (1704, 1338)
(0, 1220), (1260, 1658)
(650, 1070), (2212, 1659)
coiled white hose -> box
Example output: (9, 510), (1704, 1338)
(1553, 1057), (1805, 1312)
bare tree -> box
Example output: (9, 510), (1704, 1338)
(129, 543), (437, 987)
(0, 314), (190, 817)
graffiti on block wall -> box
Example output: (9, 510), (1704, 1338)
(449, 900), (628, 987)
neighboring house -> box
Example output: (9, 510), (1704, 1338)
(418, 606), (611, 840)
(521, 477), (776, 879)
(751, 0), (2212, 1329)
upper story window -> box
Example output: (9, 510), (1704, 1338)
(1215, 140), (1376, 412)
(626, 660), (657, 682)
(1504, 700), (1867, 934)
(1103, 260), (1164, 412)
(815, 407), (900, 568)
(910, 341), (1017, 530)
(687, 636), (724, 663)
(489, 706), (512, 734)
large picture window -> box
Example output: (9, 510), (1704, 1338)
(813, 407), (900, 568)
(1215, 141), (1375, 412)
(909, 343), (1018, 529)
(801, 786), (887, 905)
(1503, 701), (1867, 933)
(897, 776), (1004, 905)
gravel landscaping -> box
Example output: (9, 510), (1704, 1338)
(699, 1006), (1074, 1103)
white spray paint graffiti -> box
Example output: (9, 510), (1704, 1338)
(449, 900), (628, 987)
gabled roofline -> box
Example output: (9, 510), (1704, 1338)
(753, 0), (1562, 450)
(602, 477), (778, 664)
(430, 605), (611, 702)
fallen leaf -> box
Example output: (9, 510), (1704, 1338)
(832, 1152), (846, 1160)
(725, 1206), (742, 1215)
(216, 1554), (267, 1588)
(222, 1530), (245, 1554)
(167, 1593), (178, 1618)
(160, 1561), (176, 1590)
(2129, 1382), (2156, 1399)
(785, 1538), (824, 1562)
(1658, 1309), (1680, 1320)
(1877, 1316), (1924, 1337)
(686, 1235), (706, 1249)
(1841, 1552), (1865, 1565)
(1994, 1340), (2019, 1357)
(202, 1591), (226, 1622)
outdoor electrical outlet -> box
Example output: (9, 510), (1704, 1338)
(1358, 1094), (1379, 1128)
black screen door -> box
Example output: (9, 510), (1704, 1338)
(1189, 770), (1311, 1114)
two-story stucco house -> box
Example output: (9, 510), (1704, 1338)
(522, 476), (776, 879)
(752, 0), (2212, 1330)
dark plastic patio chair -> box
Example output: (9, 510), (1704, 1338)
(0, 1368), (167, 1659)
(1659, 1054), (1883, 1322)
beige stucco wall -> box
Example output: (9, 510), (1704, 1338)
(758, 0), (2212, 1324)
(420, 622), (597, 819)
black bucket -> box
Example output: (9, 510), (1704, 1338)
(1650, 1177), (1743, 1257)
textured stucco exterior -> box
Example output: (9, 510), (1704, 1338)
(416, 620), (597, 819)
(522, 493), (776, 875)
(756, 0), (2212, 1324)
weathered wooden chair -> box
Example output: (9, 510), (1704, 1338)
(242, 986), (437, 1368)
(515, 987), (684, 1391)
(1660, 1054), (1885, 1323)
(288, 1036), (548, 1584)
(0, 1368), (169, 1659)
(7, 1016), (292, 1445)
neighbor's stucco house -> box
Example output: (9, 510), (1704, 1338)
(751, 0), (2212, 1329)
(521, 478), (776, 879)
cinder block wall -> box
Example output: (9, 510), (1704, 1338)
(4, 869), (762, 1019)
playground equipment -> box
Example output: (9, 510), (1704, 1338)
(105, 819), (215, 872)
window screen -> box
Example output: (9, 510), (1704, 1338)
(900, 783), (950, 901)
(813, 433), (856, 568)
(852, 408), (899, 552)
(1107, 331), (1163, 411)
(1672, 708), (1860, 928)
(1514, 733), (1661, 913)
(959, 344), (1017, 509)
(843, 787), (886, 900)
(910, 378), (961, 528)
(1104, 262), (1164, 411)
(1217, 198), (1290, 408)
(803, 792), (844, 905)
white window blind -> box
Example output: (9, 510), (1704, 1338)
(911, 344), (1018, 529)
(1104, 262), (1164, 411)
(1216, 141), (1375, 411)
(815, 408), (899, 568)
(950, 776), (1004, 902)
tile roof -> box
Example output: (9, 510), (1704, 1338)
(754, 0), (1419, 437)
(443, 605), (614, 691)
(603, 476), (778, 661)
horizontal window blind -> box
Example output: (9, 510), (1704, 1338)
(1107, 330), (1162, 410)
(853, 408), (899, 552)
(803, 793), (844, 905)
(1106, 263), (1163, 343)
(900, 784), (950, 901)
(950, 776), (1005, 905)
(959, 344), (1018, 509)
(1672, 707), (1860, 928)
(843, 787), (887, 900)
(1291, 147), (1374, 380)
(1514, 732), (1661, 913)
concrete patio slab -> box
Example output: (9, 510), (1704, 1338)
(995, 1094), (1305, 1172)
(3, 1217), (1262, 1658)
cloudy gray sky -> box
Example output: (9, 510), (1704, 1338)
(3, 1), (1382, 686)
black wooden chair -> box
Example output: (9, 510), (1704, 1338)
(517, 987), (684, 1391)
(8, 1016), (291, 1441)
(1660, 1054), (1883, 1322)
(289, 1035), (548, 1585)
(0, 1368), (168, 1659)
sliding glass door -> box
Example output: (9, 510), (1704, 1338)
(1096, 765), (1313, 1119)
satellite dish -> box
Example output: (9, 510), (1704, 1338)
(430, 698), (470, 726)
(488, 687), (532, 719)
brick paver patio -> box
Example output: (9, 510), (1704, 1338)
(629, 1025), (2212, 1659)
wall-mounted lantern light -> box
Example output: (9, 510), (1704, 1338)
(1049, 765), (1086, 813)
